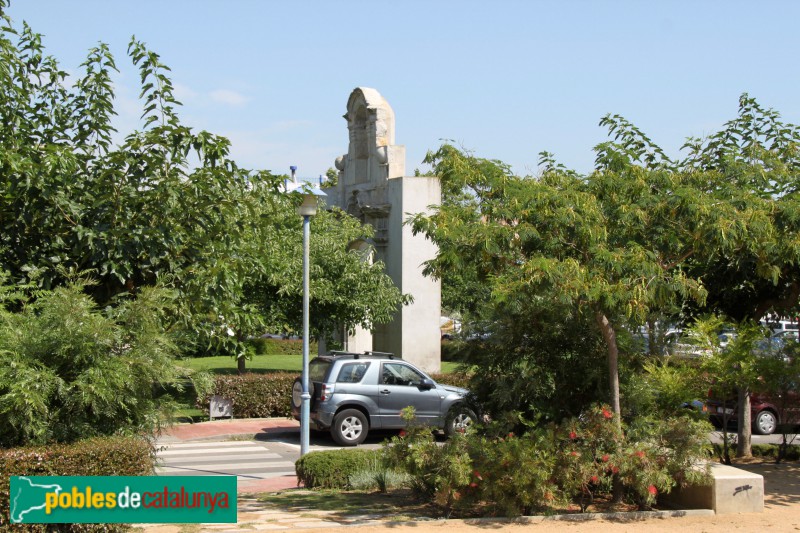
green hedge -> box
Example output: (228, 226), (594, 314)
(751, 443), (800, 461)
(295, 449), (383, 489)
(0, 436), (154, 532)
(247, 338), (319, 356)
(430, 371), (472, 389)
(197, 372), (296, 418)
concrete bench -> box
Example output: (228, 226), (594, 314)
(663, 462), (763, 514)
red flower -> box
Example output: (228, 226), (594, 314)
(602, 408), (613, 419)
(634, 450), (645, 459)
(398, 429), (406, 437)
(601, 454), (610, 462)
(569, 431), (577, 440)
(508, 432), (515, 438)
(611, 466), (619, 474)
(470, 482), (478, 488)
(648, 485), (658, 496)
(473, 470), (483, 480)
(590, 475), (599, 483)
(570, 451), (579, 457)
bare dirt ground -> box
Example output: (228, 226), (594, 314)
(350, 460), (800, 533)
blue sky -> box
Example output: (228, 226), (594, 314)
(7, 1), (800, 179)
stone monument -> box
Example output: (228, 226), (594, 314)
(324, 87), (441, 372)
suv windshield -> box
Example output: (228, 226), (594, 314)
(309, 359), (331, 382)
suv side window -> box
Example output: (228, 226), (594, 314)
(336, 362), (370, 383)
(381, 363), (425, 386)
(309, 359), (331, 382)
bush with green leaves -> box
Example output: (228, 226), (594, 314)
(196, 372), (297, 418)
(0, 436), (153, 532)
(295, 449), (383, 489)
(384, 405), (712, 517)
(0, 275), (189, 447)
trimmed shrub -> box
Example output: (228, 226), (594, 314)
(295, 449), (383, 489)
(0, 436), (154, 532)
(752, 443), (800, 461)
(197, 372), (297, 418)
(246, 338), (319, 356)
(431, 371), (472, 389)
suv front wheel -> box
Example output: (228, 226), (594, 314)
(445, 405), (477, 437)
(332, 409), (369, 446)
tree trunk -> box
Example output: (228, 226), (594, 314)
(237, 354), (246, 374)
(595, 311), (624, 503)
(595, 311), (622, 424)
(736, 387), (752, 458)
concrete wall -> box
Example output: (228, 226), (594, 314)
(375, 176), (441, 373)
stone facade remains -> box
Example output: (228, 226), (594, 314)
(323, 88), (441, 372)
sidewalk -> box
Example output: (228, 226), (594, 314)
(159, 417), (299, 443)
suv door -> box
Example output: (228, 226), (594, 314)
(377, 362), (442, 427)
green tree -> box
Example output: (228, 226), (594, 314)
(411, 144), (712, 423)
(687, 317), (766, 464)
(324, 167), (339, 188)
(0, 4), (405, 366)
(679, 96), (800, 456)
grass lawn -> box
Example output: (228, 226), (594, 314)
(179, 354), (461, 375)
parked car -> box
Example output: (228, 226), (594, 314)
(705, 392), (800, 435)
(663, 330), (709, 358)
(290, 351), (477, 445)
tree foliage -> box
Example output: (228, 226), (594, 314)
(0, 5), (404, 356)
(412, 143), (715, 419)
(415, 95), (799, 424)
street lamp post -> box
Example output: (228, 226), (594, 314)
(286, 166), (326, 456)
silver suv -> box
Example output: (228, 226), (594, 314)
(290, 351), (476, 446)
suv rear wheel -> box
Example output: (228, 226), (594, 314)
(291, 378), (303, 410)
(445, 405), (477, 437)
(332, 409), (369, 446)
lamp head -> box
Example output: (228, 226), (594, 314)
(283, 180), (327, 217)
(298, 193), (320, 216)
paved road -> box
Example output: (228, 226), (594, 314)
(154, 430), (393, 488)
(155, 440), (297, 480)
(710, 430), (798, 445)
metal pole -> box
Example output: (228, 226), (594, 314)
(300, 213), (311, 456)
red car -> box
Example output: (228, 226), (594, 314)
(706, 392), (800, 435)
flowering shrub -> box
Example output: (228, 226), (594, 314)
(383, 404), (712, 516)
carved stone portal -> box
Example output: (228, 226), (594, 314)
(323, 88), (442, 372)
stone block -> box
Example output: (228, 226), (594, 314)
(664, 462), (763, 514)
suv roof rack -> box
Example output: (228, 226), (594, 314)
(327, 350), (398, 360)
(364, 350), (396, 359)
